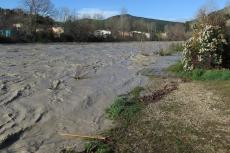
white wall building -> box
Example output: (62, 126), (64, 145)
(13, 23), (23, 30)
(94, 30), (111, 38)
(52, 27), (64, 37)
(132, 31), (151, 40)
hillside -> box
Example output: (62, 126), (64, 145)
(0, 7), (186, 42)
(185, 6), (230, 30)
(0, 8), (54, 28)
(0, 7), (184, 33)
(106, 14), (184, 32)
(77, 14), (185, 32)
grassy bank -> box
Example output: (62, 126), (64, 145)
(87, 63), (230, 153)
(76, 79), (178, 153)
(104, 78), (230, 153)
(80, 87), (145, 153)
(167, 62), (230, 80)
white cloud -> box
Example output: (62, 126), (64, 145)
(78, 8), (119, 19)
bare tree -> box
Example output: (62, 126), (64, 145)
(196, 2), (226, 28)
(165, 24), (186, 41)
(21, 0), (54, 16)
(119, 7), (130, 39)
(20, 0), (55, 33)
(146, 22), (156, 40)
(56, 7), (70, 22)
(92, 13), (105, 30)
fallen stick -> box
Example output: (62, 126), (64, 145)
(59, 133), (107, 140)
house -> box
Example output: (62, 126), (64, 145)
(12, 23), (23, 30)
(145, 33), (151, 39)
(132, 31), (151, 40)
(0, 28), (13, 38)
(36, 28), (45, 32)
(94, 30), (111, 38)
(118, 31), (133, 37)
(52, 26), (64, 37)
(159, 32), (168, 40)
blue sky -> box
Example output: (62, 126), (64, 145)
(0, 0), (229, 21)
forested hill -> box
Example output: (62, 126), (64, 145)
(0, 7), (184, 33)
(0, 8), (54, 28)
(0, 7), (186, 42)
(105, 14), (185, 32)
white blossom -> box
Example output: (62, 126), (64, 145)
(182, 25), (226, 71)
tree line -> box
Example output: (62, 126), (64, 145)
(0, 0), (188, 43)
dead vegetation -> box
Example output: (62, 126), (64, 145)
(139, 81), (178, 104)
(73, 65), (90, 80)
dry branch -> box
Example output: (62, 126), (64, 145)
(59, 133), (107, 140)
(140, 82), (178, 104)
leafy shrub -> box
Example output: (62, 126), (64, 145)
(182, 25), (227, 71)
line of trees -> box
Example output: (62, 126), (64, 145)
(0, 0), (188, 42)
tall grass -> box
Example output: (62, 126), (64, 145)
(159, 43), (184, 56)
(106, 86), (144, 121)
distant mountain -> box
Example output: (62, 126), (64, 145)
(105, 14), (185, 32)
(215, 6), (230, 15)
(107, 14), (183, 25)
(76, 14), (185, 33)
(0, 6), (185, 33)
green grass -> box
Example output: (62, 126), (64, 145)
(129, 86), (144, 98)
(166, 61), (184, 73)
(84, 141), (114, 153)
(167, 62), (230, 80)
(106, 86), (144, 121)
(169, 43), (184, 52)
(78, 86), (144, 153)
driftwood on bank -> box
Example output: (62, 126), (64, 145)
(139, 82), (178, 104)
(59, 133), (107, 141)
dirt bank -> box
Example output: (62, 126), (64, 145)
(111, 77), (230, 153)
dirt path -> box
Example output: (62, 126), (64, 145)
(113, 78), (230, 153)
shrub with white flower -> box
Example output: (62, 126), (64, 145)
(182, 24), (227, 71)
